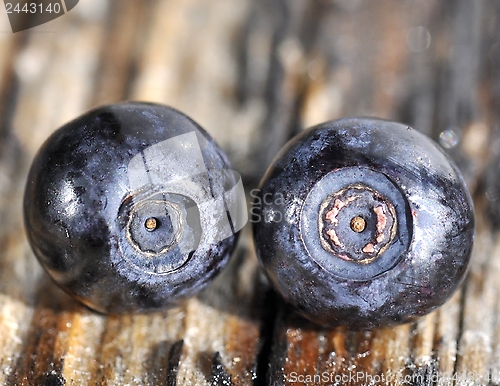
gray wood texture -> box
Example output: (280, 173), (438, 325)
(0, 0), (499, 384)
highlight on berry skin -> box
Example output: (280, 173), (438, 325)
(252, 117), (475, 329)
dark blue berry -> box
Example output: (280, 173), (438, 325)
(24, 102), (243, 314)
(253, 118), (475, 329)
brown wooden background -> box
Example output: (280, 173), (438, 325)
(1, 0), (500, 384)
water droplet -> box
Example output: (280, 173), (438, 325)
(407, 27), (431, 52)
(486, 188), (499, 202)
(439, 129), (459, 149)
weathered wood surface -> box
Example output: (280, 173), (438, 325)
(0, 0), (499, 384)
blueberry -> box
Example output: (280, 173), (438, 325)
(24, 102), (245, 314)
(253, 118), (475, 329)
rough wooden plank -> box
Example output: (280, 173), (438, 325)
(13, 0), (108, 155)
(91, 0), (153, 106)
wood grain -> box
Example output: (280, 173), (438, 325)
(0, 0), (498, 384)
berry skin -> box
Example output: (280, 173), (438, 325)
(253, 118), (475, 329)
(24, 102), (242, 314)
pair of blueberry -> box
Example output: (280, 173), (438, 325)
(23, 102), (474, 329)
